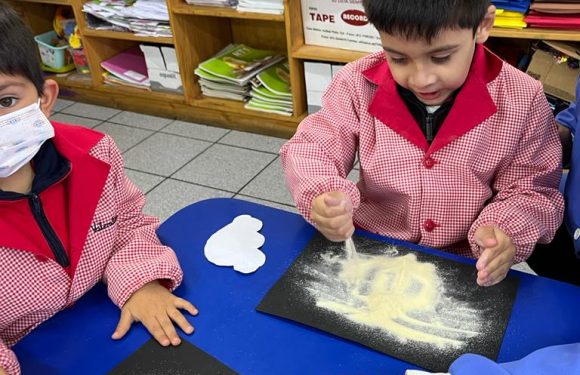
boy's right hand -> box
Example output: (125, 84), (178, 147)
(0, 367), (6, 375)
(311, 191), (354, 242)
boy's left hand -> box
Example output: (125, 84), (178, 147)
(474, 225), (516, 287)
(112, 280), (198, 346)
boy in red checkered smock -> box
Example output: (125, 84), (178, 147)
(281, 0), (564, 288)
(0, 3), (197, 374)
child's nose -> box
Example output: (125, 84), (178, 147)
(410, 69), (437, 89)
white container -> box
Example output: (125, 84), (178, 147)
(301, 0), (382, 53)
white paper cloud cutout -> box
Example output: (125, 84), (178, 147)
(204, 214), (266, 274)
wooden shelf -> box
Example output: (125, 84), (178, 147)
(292, 44), (369, 63)
(51, 73), (93, 90)
(98, 84), (185, 103)
(16, 0), (69, 4)
(490, 28), (580, 42)
(82, 29), (174, 45)
(171, 3), (284, 22)
(194, 97), (303, 121)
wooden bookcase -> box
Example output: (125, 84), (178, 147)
(10, 0), (580, 138)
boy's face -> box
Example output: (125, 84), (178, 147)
(0, 74), (56, 118)
(379, 22), (491, 106)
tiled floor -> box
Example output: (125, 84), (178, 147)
(50, 98), (534, 274)
(51, 98), (300, 222)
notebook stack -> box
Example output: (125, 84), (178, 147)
(237, 0), (284, 14)
(492, 0), (532, 28)
(101, 46), (150, 90)
(526, 0), (580, 29)
(246, 60), (293, 116)
(195, 44), (284, 101)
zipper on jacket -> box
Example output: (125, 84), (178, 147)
(425, 113), (434, 142)
(28, 193), (70, 267)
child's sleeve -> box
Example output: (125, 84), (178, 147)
(555, 77), (579, 134)
(280, 67), (362, 221)
(100, 135), (183, 307)
(468, 85), (564, 262)
(0, 343), (19, 375)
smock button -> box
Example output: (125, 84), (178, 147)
(423, 219), (437, 232)
(423, 156), (436, 169)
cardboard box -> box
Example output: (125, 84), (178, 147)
(139, 45), (183, 93)
(526, 43), (579, 103)
(301, 0), (382, 53)
(304, 62), (333, 113)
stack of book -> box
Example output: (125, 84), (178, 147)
(237, 0), (284, 14)
(101, 46), (150, 90)
(526, 0), (580, 29)
(246, 60), (293, 116)
(195, 44), (284, 101)
(492, 0), (531, 28)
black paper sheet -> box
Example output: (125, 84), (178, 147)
(109, 338), (237, 375)
(258, 234), (519, 372)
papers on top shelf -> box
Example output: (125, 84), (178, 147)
(237, 0), (283, 15)
(82, 0), (171, 37)
(185, 0), (238, 7)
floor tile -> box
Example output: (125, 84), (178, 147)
(173, 144), (276, 192)
(61, 102), (121, 121)
(144, 179), (232, 222)
(239, 158), (294, 206)
(50, 113), (103, 128)
(218, 130), (287, 154)
(123, 133), (211, 176)
(125, 169), (165, 194)
(108, 111), (174, 131)
(93, 122), (153, 153)
(234, 195), (298, 214)
(53, 98), (75, 112)
(161, 120), (230, 142)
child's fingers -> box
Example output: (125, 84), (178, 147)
(156, 314), (181, 346)
(174, 298), (198, 317)
(169, 307), (194, 335)
(474, 225), (498, 249)
(111, 309), (134, 340)
(479, 262), (511, 286)
(141, 316), (171, 347)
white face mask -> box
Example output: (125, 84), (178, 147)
(0, 100), (54, 178)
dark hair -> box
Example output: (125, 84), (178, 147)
(362, 0), (491, 42)
(0, 1), (45, 96)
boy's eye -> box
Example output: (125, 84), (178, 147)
(389, 57), (407, 65)
(0, 97), (16, 108)
(431, 55), (451, 64)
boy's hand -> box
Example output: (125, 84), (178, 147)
(474, 225), (516, 286)
(112, 280), (198, 346)
(0, 367), (6, 375)
(311, 191), (354, 242)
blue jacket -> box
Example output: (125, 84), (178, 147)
(556, 77), (580, 258)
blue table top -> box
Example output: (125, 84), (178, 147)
(13, 198), (580, 374)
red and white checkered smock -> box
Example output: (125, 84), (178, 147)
(281, 45), (563, 262)
(0, 123), (183, 375)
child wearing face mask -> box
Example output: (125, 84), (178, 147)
(280, 0), (563, 287)
(0, 3), (197, 374)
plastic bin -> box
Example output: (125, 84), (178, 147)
(34, 30), (73, 70)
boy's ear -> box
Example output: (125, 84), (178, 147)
(40, 79), (59, 118)
(475, 5), (496, 44)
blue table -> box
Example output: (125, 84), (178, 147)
(13, 198), (580, 374)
